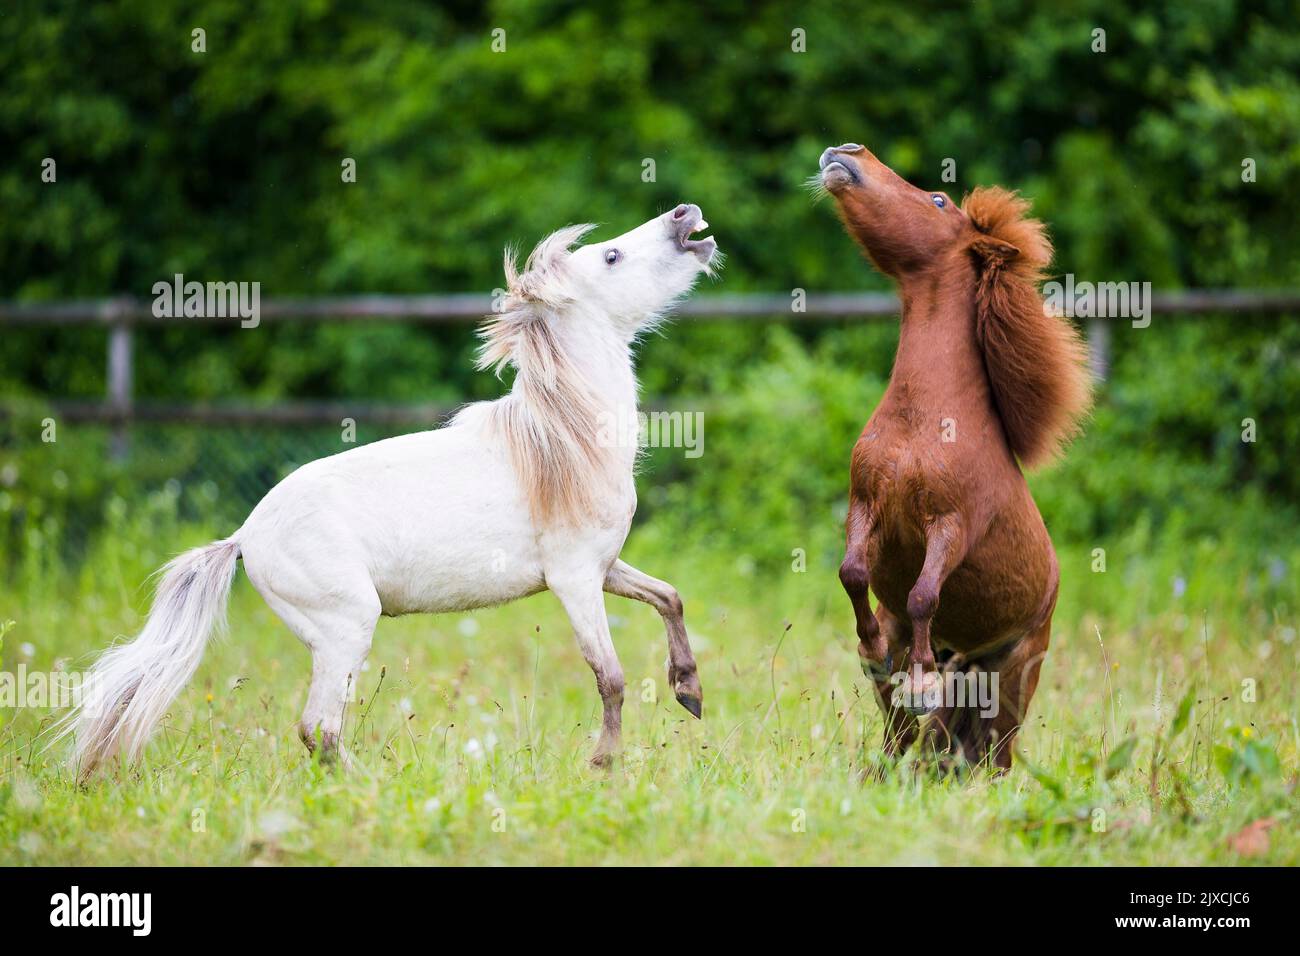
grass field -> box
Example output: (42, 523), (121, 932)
(1, 521), (1296, 866)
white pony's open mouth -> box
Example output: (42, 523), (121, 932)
(670, 203), (716, 264)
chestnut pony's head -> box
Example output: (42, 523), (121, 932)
(819, 141), (1091, 468)
(819, 142), (1034, 278)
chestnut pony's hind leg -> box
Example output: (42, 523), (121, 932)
(957, 617), (1052, 773)
(841, 500), (923, 767)
(871, 603), (921, 758)
(988, 617), (1052, 772)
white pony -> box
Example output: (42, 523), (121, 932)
(65, 204), (718, 777)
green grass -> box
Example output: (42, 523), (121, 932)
(1, 522), (1296, 866)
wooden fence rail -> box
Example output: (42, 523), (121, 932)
(1, 290), (1297, 438)
(5, 289), (1300, 325)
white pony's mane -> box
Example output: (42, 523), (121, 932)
(467, 224), (620, 526)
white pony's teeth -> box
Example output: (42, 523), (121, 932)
(693, 219), (709, 233)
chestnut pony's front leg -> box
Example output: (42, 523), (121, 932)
(839, 497), (887, 673)
(898, 515), (967, 716)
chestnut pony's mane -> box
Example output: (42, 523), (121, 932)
(963, 187), (1092, 469)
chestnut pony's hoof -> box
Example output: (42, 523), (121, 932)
(893, 669), (942, 717)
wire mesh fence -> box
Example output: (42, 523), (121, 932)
(0, 416), (425, 570)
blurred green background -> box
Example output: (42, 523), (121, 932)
(1, 0), (1297, 571)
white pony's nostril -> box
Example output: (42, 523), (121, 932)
(671, 204), (689, 220)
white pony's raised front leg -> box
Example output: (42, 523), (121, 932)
(256, 583), (380, 769)
(549, 575), (625, 767)
(603, 559), (702, 718)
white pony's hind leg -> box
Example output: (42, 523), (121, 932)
(549, 575), (624, 768)
(251, 572), (381, 768)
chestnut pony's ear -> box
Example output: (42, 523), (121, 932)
(969, 234), (1020, 266)
(962, 186), (1050, 273)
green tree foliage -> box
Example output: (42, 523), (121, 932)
(1, 0), (1297, 559)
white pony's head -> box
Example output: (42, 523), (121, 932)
(563, 204), (718, 331)
(484, 205), (717, 362)
(474, 206), (718, 526)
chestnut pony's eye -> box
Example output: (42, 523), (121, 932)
(604, 249), (621, 265)
(931, 194), (946, 209)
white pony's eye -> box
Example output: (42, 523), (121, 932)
(604, 249), (621, 266)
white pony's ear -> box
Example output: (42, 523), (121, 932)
(477, 224), (595, 376)
(504, 223), (595, 306)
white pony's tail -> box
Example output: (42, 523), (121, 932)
(62, 538), (240, 779)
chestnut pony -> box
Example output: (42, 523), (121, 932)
(818, 142), (1091, 772)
